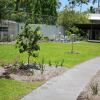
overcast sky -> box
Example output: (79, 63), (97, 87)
(59, 0), (98, 11)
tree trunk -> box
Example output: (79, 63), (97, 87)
(28, 54), (30, 66)
(15, 0), (20, 11)
(71, 38), (74, 53)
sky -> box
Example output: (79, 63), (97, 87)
(59, 0), (98, 12)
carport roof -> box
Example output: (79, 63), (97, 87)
(89, 14), (100, 21)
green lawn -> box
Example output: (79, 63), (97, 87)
(0, 42), (100, 67)
(0, 41), (100, 100)
(0, 79), (43, 100)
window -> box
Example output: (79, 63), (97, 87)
(0, 27), (8, 32)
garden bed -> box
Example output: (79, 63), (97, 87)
(77, 70), (100, 100)
(0, 63), (67, 82)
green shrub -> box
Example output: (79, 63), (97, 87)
(48, 60), (52, 66)
(55, 61), (59, 68)
(60, 59), (64, 67)
(43, 37), (49, 41)
(40, 57), (45, 74)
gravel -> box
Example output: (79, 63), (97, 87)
(77, 70), (100, 100)
(0, 64), (68, 82)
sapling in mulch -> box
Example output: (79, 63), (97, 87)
(60, 59), (64, 67)
(19, 61), (24, 68)
(65, 26), (79, 54)
(16, 19), (41, 67)
(29, 68), (34, 75)
(55, 61), (59, 68)
(48, 60), (52, 66)
(11, 62), (18, 73)
(1, 63), (5, 68)
(40, 57), (45, 74)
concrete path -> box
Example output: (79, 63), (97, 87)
(21, 57), (100, 100)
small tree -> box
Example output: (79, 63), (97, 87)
(65, 26), (79, 53)
(16, 19), (41, 65)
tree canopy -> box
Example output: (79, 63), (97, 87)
(0, 0), (60, 24)
(58, 7), (89, 28)
(0, 0), (9, 19)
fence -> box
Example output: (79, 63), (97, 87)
(0, 12), (64, 42)
(18, 23), (64, 39)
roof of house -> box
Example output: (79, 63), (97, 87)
(89, 14), (100, 20)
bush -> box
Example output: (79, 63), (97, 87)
(43, 37), (49, 41)
(60, 59), (64, 67)
(48, 60), (52, 66)
(40, 57), (45, 74)
(55, 61), (59, 68)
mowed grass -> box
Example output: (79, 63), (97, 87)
(0, 42), (100, 100)
(0, 42), (100, 67)
(0, 79), (43, 100)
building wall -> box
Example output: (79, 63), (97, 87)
(18, 23), (64, 39)
(88, 29), (100, 40)
(88, 13), (100, 40)
(0, 20), (17, 41)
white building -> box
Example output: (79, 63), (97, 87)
(0, 20), (17, 41)
(77, 9), (100, 40)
